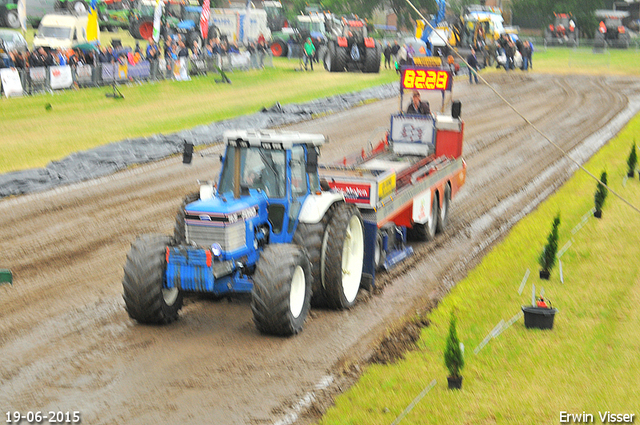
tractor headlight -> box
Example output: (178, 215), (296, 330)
(211, 243), (222, 257)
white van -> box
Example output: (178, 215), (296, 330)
(33, 13), (99, 50)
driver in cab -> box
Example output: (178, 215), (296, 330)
(406, 90), (431, 116)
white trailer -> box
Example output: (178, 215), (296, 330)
(210, 7), (270, 44)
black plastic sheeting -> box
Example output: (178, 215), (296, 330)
(0, 83), (398, 198)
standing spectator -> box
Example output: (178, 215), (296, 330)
(146, 38), (159, 60)
(303, 37), (315, 71)
(406, 43), (415, 65)
(396, 44), (407, 72)
(177, 40), (188, 58)
(56, 49), (67, 66)
(467, 47), (478, 84)
(286, 35), (294, 60)
(312, 36), (320, 63)
(505, 38), (515, 71)
(391, 40), (400, 60)
(191, 40), (201, 58)
(528, 40), (534, 69)
(257, 38), (267, 68)
(383, 42), (392, 69)
(521, 41), (531, 71)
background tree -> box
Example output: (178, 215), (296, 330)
(627, 142), (637, 178)
(444, 311), (464, 380)
(539, 213), (560, 277)
(594, 171), (608, 216)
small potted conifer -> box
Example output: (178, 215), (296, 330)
(444, 311), (464, 390)
(627, 142), (637, 178)
(594, 171), (608, 218)
(538, 213), (560, 279)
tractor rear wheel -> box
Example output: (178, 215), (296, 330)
(138, 20), (154, 40)
(270, 39), (287, 57)
(363, 44), (380, 73)
(436, 184), (451, 234)
(70, 0), (87, 13)
(292, 207), (335, 306)
(122, 234), (183, 324)
(129, 21), (142, 40)
(251, 244), (312, 336)
(407, 192), (438, 242)
(322, 203), (364, 309)
(173, 192), (199, 244)
(324, 43), (336, 71)
(335, 45), (348, 72)
(4, 10), (20, 29)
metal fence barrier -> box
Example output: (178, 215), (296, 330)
(2, 52), (274, 97)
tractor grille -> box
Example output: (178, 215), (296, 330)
(185, 221), (246, 252)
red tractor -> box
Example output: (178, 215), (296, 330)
(323, 16), (380, 73)
(544, 12), (579, 47)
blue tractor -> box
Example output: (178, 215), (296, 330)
(175, 4), (220, 48)
(122, 130), (369, 336)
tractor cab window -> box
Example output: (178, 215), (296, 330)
(290, 145), (308, 198)
(218, 145), (286, 198)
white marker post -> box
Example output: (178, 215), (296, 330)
(518, 269), (530, 295)
(559, 259), (564, 284)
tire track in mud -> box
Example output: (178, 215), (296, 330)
(0, 73), (639, 425)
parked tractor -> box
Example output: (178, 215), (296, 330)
(323, 15), (380, 73)
(595, 10), (631, 49)
(122, 66), (466, 336)
(544, 12), (579, 46)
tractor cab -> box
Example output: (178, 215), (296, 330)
(183, 130), (326, 262)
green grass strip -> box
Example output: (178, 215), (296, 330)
(0, 58), (397, 174)
(318, 113), (640, 424)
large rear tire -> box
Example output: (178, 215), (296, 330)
(129, 21), (141, 40)
(138, 20), (154, 40)
(292, 207), (335, 306)
(123, 234), (183, 324)
(436, 184), (451, 234)
(363, 45), (380, 73)
(70, 0), (87, 13)
(251, 244), (312, 336)
(270, 39), (287, 57)
(322, 203), (364, 309)
(407, 191), (438, 242)
(5, 10), (20, 29)
(334, 45), (348, 72)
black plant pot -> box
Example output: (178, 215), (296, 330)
(594, 209), (602, 218)
(539, 270), (550, 280)
(522, 306), (557, 330)
(447, 375), (463, 390)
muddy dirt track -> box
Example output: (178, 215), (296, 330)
(1, 73), (640, 425)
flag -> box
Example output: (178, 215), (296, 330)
(152, 0), (162, 42)
(200, 0), (210, 41)
(86, 0), (99, 42)
(17, 0), (26, 33)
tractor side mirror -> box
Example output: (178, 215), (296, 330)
(183, 141), (194, 164)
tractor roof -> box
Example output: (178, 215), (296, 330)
(223, 129), (326, 149)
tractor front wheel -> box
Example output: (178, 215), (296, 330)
(251, 244), (312, 336)
(122, 234), (183, 324)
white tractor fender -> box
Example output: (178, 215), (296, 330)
(298, 192), (345, 224)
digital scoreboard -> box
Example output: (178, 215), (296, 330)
(401, 67), (452, 91)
